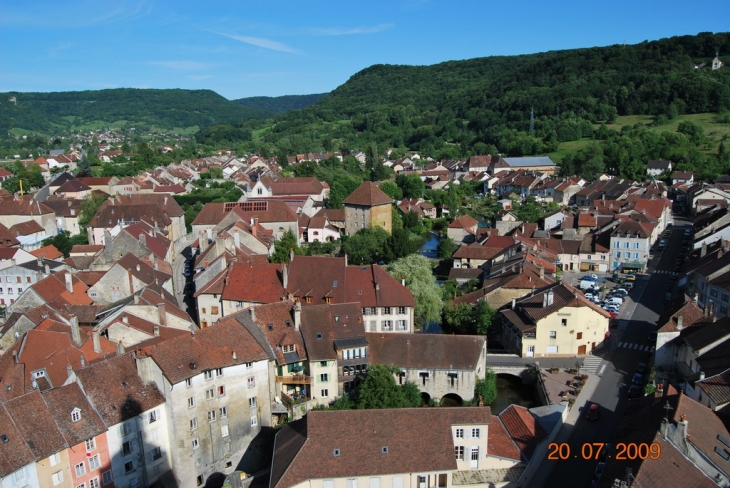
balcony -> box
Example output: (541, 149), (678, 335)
(276, 374), (311, 385)
(340, 357), (368, 367)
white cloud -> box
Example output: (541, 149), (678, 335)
(222, 34), (302, 54)
(307, 23), (394, 36)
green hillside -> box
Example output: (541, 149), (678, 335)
(0, 88), (270, 134)
(232, 93), (326, 115)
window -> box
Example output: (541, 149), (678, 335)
(382, 320), (392, 331)
(282, 344), (296, 353)
(455, 446), (465, 461)
(85, 438), (96, 451)
(122, 441), (132, 456)
(614, 251), (620, 258)
(249, 397), (256, 408)
(471, 447), (479, 461)
(215, 368), (223, 377)
(320, 361), (328, 367)
(124, 461), (134, 473)
(251, 416), (258, 426)
(577, 332), (583, 340)
(50, 453), (61, 466)
(624, 242), (630, 249)
(370, 321), (376, 332)
(188, 397), (195, 408)
(711, 288), (719, 298)
(561, 319), (567, 326)
(471, 428), (481, 439)
(723, 293), (729, 303)
(321, 389), (329, 397)
(149, 410), (157, 423)
(75, 462), (86, 477)
(192, 438), (199, 450)
(396, 320), (407, 331)
(220, 406), (228, 418)
(212, 306), (219, 315)
(52, 471), (64, 486)
(634, 253), (640, 259)
(634, 242), (640, 249)
(206, 388), (215, 400)
(201, 308), (207, 314)
(398, 306), (406, 314)
(152, 447), (163, 461)
(624, 252), (631, 259)
(244, 362), (253, 368)
(26, 276), (31, 283)
(550, 331), (557, 339)
(17, 288), (22, 294)
(221, 425), (229, 437)
(455, 428), (464, 438)
(197, 475), (204, 486)
(76, 483), (86, 488)
(347, 480), (358, 488)
(102, 470), (113, 485)
(722, 306), (729, 315)
(204, 370), (214, 380)
(363, 307), (374, 315)
(4, 277), (9, 282)
(190, 418), (198, 431)
(89, 454), (101, 470)
(149, 429), (159, 442)
(383, 307), (392, 315)
(119, 423), (132, 436)
(247, 376), (255, 388)
(320, 373), (329, 382)
(185, 378), (193, 388)
(208, 410), (217, 422)
(71, 408), (81, 422)
(218, 385), (225, 396)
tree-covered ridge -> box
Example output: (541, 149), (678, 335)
(250, 32), (730, 161)
(232, 93), (327, 114)
(0, 88), (270, 134)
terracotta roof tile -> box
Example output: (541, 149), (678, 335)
(366, 333), (485, 370)
(498, 405), (547, 461)
(42, 382), (107, 446)
(342, 182), (392, 206)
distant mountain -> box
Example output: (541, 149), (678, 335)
(232, 93), (327, 115)
(0, 88), (271, 134)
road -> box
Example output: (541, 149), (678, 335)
(536, 215), (691, 488)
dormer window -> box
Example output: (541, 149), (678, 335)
(71, 407), (82, 423)
(282, 345), (296, 353)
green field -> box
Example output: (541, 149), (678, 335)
(548, 113), (730, 162)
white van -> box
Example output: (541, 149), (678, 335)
(605, 296), (623, 305)
(580, 278), (597, 290)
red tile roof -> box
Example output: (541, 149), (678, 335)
(221, 261), (284, 303)
(498, 405), (547, 461)
(342, 182), (392, 206)
(30, 244), (63, 260)
(366, 333), (485, 370)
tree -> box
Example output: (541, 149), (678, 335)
(384, 228), (420, 262)
(355, 365), (420, 409)
(437, 237), (459, 260)
(270, 229), (302, 263)
(342, 227), (390, 265)
(41, 231), (73, 257)
(385, 254), (443, 328)
(79, 195), (109, 229)
(76, 154), (92, 177)
(208, 166), (223, 179)
(474, 368), (497, 405)
(442, 302), (474, 333)
(474, 301), (496, 334)
(396, 173), (425, 199)
(379, 181), (402, 200)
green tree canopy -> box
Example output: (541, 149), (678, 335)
(385, 254), (442, 327)
(270, 228), (303, 263)
(342, 227), (390, 265)
(474, 368), (497, 405)
(355, 365), (421, 409)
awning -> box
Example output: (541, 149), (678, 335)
(292, 365), (305, 371)
(621, 263), (643, 270)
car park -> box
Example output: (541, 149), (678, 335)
(586, 403), (600, 420)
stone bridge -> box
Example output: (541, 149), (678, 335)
(489, 363), (533, 376)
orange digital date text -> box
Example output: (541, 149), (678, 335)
(547, 442), (661, 460)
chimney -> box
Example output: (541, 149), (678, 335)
(65, 273), (73, 293)
(344, 252), (348, 267)
(282, 264), (288, 289)
(249, 306), (255, 322)
(234, 230), (240, 248)
(539, 266), (544, 279)
(152, 256), (158, 270)
(289, 248), (294, 263)
(13, 352), (19, 364)
(547, 290), (554, 306)
(676, 413), (689, 443)
(543, 293), (548, 307)
(44, 263), (50, 275)
(139, 232), (147, 247)
(512, 298), (516, 310)
(293, 301), (302, 331)
(232, 351), (237, 360)
(153, 326), (160, 337)
(163, 196), (168, 205)
(136, 264), (140, 272)
(677, 316), (684, 330)
(134, 294), (139, 304)
(701, 242), (707, 258)
(699, 371), (706, 381)
(92, 330), (101, 354)
(122, 315), (128, 324)
(693, 293), (698, 304)
(116, 341), (125, 355)
(401, 278), (406, 286)
(157, 303), (167, 327)
(80, 356), (85, 367)
(250, 218), (254, 226)
(70, 315), (81, 345)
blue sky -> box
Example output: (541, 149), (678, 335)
(1, 0), (728, 100)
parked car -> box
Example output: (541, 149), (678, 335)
(636, 362), (648, 374)
(632, 373), (644, 385)
(611, 288), (628, 297)
(623, 274), (636, 282)
(586, 403), (600, 421)
(605, 296), (624, 305)
(622, 282), (634, 290)
(628, 384), (642, 398)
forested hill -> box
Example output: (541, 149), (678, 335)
(248, 32), (730, 167)
(232, 93), (326, 114)
(0, 88), (270, 133)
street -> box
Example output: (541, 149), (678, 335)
(534, 214), (691, 488)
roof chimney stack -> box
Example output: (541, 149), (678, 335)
(677, 316), (684, 330)
(543, 293), (548, 307)
(293, 300), (302, 331)
(116, 341), (125, 355)
(249, 306), (255, 322)
(92, 329), (101, 354)
(344, 252), (348, 267)
(65, 273), (73, 293)
(157, 303), (167, 327)
(512, 298), (516, 310)
(282, 264), (288, 290)
(70, 315), (81, 345)
(234, 230), (240, 248)
(153, 326), (160, 337)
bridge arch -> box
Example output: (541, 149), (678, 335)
(440, 393), (463, 407)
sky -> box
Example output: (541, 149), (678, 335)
(1, 0), (729, 100)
